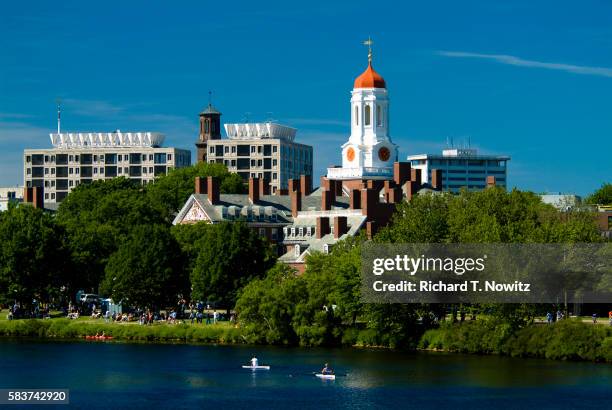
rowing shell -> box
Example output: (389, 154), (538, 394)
(242, 365), (271, 370)
(315, 373), (335, 380)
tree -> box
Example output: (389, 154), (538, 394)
(190, 222), (276, 309)
(585, 183), (612, 205)
(235, 263), (304, 344)
(56, 178), (167, 293)
(145, 162), (246, 220)
(0, 205), (71, 306)
(100, 224), (187, 309)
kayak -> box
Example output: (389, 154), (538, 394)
(315, 373), (335, 380)
(242, 365), (270, 370)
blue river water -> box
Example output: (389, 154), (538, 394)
(0, 339), (610, 409)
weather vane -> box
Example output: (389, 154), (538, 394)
(363, 36), (373, 63)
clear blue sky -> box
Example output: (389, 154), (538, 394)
(1, 0), (611, 195)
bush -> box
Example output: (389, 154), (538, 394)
(0, 319), (244, 344)
(418, 319), (612, 362)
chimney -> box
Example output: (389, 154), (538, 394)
(194, 176), (208, 195)
(405, 180), (419, 201)
(23, 187), (33, 203)
(334, 180), (343, 197)
(288, 178), (300, 194)
(300, 175), (312, 196)
(322, 189), (333, 211)
(431, 169), (443, 190)
(259, 179), (270, 196)
(316, 217), (330, 239)
(361, 188), (378, 220)
(207, 176), (219, 204)
(320, 176), (332, 191)
(487, 175), (496, 188)
(393, 162), (411, 187)
(349, 189), (361, 209)
(333, 216), (348, 239)
(411, 168), (422, 186)
(388, 187), (402, 204)
(33, 187), (44, 209)
(291, 190), (301, 217)
(366, 221), (377, 240)
(249, 177), (260, 204)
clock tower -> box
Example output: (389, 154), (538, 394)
(327, 38), (398, 181)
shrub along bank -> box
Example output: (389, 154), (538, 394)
(0, 319), (245, 344)
(2, 318), (610, 363)
(419, 319), (612, 362)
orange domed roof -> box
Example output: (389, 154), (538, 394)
(354, 63), (386, 89)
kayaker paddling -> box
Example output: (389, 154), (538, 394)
(321, 363), (334, 375)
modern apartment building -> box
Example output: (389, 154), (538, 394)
(204, 122), (313, 193)
(24, 131), (191, 202)
(407, 148), (510, 193)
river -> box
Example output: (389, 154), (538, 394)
(0, 340), (609, 409)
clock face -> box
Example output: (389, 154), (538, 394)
(378, 147), (391, 162)
(346, 147), (355, 162)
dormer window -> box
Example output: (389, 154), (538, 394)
(290, 227), (296, 237)
(298, 227), (304, 237)
(306, 227), (312, 236)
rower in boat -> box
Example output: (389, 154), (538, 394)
(321, 363), (334, 375)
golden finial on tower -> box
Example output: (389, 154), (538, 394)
(363, 36), (373, 64)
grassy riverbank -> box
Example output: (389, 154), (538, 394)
(419, 319), (612, 362)
(0, 318), (245, 344)
(1, 318), (610, 363)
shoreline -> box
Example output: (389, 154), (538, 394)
(0, 318), (609, 364)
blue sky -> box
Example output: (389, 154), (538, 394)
(1, 0), (611, 195)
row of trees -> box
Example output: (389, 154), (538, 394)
(235, 186), (609, 348)
(0, 163), (271, 311)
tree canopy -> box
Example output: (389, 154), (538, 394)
(100, 224), (187, 309)
(0, 205), (71, 306)
(585, 182), (612, 206)
(190, 221), (276, 308)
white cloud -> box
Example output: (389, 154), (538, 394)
(438, 51), (612, 78)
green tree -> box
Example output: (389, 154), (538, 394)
(191, 222), (275, 308)
(100, 224), (187, 309)
(145, 162), (246, 220)
(0, 205), (71, 306)
(585, 182), (612, 205)
(235, 263), (304, 344)
(56, 178), (167, 293)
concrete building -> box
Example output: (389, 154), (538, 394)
(540, 193), (581, 211)
(0, 187), (23, 211)
(407, 148), (510, 193)
(204, 122), (313, 193)
(24, 131), (191, 203)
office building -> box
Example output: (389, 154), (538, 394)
(407, 148), (510, 193)
(24, 131), (191, 202)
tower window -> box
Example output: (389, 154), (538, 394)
(377, 105), (382, 126)
(365, 105), (371, 126)
(354, 106), (358, 125)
